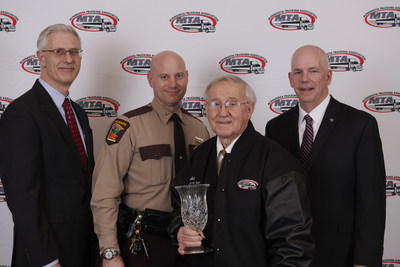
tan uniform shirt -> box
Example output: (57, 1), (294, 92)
(91, 99), (209, 253)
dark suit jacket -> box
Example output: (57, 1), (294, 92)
(265, 96), (386, 267)
(0, 80), (95, 267)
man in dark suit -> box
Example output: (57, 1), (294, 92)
(265, 45), (386, 267)
(0, 24), (95, 267)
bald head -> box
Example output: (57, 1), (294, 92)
(291, 45), (329, 71)
(147, 51), (188, 112)
(150, 51), (186, 72)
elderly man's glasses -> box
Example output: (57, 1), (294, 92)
(207, 100), (249, 110)
(42, 48), (83, 57)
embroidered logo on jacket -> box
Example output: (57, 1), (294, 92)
(237, 179), (259, 190)
(106, 119), (130, 145)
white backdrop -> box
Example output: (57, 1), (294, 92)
(1, 0), (399, 265)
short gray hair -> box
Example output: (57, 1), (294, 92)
(205, 75), (257, 104)
(37, 24), (81, 50)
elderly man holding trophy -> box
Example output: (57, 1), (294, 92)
(169, 75), (314, 267)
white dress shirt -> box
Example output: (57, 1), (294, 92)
(298, 94), (331, 146)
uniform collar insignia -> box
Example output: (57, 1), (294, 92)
(195, 136), (204, 143)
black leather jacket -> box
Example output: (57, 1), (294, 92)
(169, 121), (314, 267)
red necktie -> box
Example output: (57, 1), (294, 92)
(300, 115), (313, 168)
(63, 98), (88, 171)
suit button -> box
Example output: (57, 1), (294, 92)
(220, 188), (225, 192)
(217, 218), (221, 222)
(216, 248), (222, 252)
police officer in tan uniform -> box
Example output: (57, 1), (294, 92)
(91, 51), (209, 267)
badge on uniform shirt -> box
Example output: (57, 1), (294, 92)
(195, 136), (204, 143)
(106, 119), (130, 145)
(237, 179), (259, 190)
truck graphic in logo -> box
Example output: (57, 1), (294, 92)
(76, 97), (120, 118)
(269, 10), (317, 31)
(268, 95), (298, 114)
(0, 11), (18, 32)
(363, 93), (400, 113)
(20, 55), (41, 75)
(219, 54), (267, 75)
(170, 12), (218, 33)
(0, 179), (5, 202)
(121, 54), (153, 75)
(364, 7), (400, 28)
(328, 52), (365, 72)
(70, 11), (119, 32)
(181, 97), (206, 117)
(0, 97), (12, 118)
(386, 177), (400, 197)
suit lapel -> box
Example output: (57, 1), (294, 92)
(287, 107), (301, 157)
(33, 81), (87, 174)
(307, 97), (341, 169)
(280, 106), (301, 158)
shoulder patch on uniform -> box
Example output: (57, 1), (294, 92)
(106, 119), (130, 145)
(124, 106), (153, 118)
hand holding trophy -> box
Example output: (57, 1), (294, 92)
(175, 184), (212, 254)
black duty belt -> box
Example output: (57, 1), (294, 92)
(117, 203), (172, 243)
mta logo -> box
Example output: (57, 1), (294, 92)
(181, 98), (206, 117)
(274, 14), (302, 22)
(176, 16), (203, 24)
(21, 56), (41, 75)
(328, 53), (364, 72)
(77, 98), (119, 118)
(329, 55), (350, 63)
(0, 98), (12, 118)
(363, 93), (400, 113)
(269, 96), (298, 114)
(269, 11), (316, 31)
(386, 178), (400, 197)
(170, 13), (217, 33)
(365, 8), (400, 28)
(76, 15), (103, 23)
(79, 101), (103, 109)
(121, 55), (152, 75)
(220, 56), (266, 75)
(369, 96), (395, 104)
(126, 58), (151, 67)
(225, 58), (252, 66)
(371, 11), (395, 19)
(70, 12), (118, 32)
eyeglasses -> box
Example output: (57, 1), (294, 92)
(206, 100), (249, 110)
(42, 48), (83, 57)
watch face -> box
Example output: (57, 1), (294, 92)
(105, 250), (113, 259)
(102, 249), (117, 260)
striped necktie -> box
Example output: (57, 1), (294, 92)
(300, 114), (313, 168)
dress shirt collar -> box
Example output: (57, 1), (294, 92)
(151, 98), (184, 125)
(216, 134), (240, 155)
(39, 78), (70, 110)
(298, 94), (331, 126)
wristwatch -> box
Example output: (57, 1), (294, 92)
(101, 248), (119, 260)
